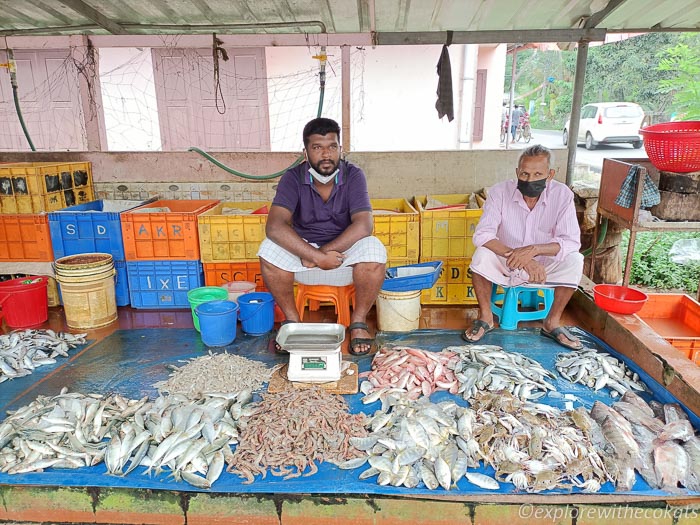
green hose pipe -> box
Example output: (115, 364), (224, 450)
(581, 217), (608, 256)
(7, 50), (36, 151)
(189, 67), (326, 180)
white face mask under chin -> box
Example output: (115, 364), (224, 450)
(308, 166), (338, 185)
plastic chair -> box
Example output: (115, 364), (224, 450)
(295, 283), (356, 326)
(490, 284), (554, 330)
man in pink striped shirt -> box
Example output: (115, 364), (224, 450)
(464, 144), (584, 349)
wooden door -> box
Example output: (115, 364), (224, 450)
(0, 49), (85, 151)
(152, 48), (270, 151)
(472, 69), (486, 142)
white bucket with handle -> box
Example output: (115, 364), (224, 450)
(376, 289), (421, 331)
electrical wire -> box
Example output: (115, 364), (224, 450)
(188, 48), (327, 180)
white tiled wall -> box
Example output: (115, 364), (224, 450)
(95, 182), (278, 202)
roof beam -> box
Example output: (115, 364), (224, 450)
(2, 29), (612, 47)
(377, 28), (607, 45)
(584, 0), (629, 29)
(55, 0), (126, 34)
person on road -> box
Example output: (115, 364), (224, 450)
(510, 105), (524, 141)
(462, 144), (584, 350)
(257, 117), (387, 355)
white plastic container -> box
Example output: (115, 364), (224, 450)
(376, 289), (421, 331)
(220, 281), (256, 303)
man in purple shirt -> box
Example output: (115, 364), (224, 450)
(257, 118), (387, 355)
(464, 144), (584, 350)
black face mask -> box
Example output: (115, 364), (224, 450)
(517, 178), (547, 198)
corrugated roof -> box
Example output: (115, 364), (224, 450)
(1, 0), (698, 38)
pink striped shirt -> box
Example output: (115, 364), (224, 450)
(473, 179), (581, 263)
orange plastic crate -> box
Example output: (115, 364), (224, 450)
(0, 213), (54, 261)
(203, 262), (267, 292)
(121, 200), (219, 261)
(636, 293), (700, 364)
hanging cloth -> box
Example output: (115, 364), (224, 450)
(434, 32), (454, 122)
(614, 164), (661, 208)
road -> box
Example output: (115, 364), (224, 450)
(506, 128), (648, 173)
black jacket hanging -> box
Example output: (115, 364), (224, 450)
(435, 43), (454, 122)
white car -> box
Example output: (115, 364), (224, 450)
(563, 102), (645, 150)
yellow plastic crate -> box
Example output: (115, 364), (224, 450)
(197, 201), (270, 262)
(386, 256), (419, 270)
(372, 198), (419, 261)
(0, 162), (94, 214)
(414, 194), (482, 259)
(419, 257), (477, 305)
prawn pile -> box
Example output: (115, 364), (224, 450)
(226, 387), (368, 483)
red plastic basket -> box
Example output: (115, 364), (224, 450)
(639, 121), (700, 173)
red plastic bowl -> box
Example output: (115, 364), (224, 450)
(593, 284), (648, 315)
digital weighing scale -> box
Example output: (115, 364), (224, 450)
(275, 323), (345, 383)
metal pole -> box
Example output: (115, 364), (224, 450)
(506, 45), (518, 149)
(341, 45), (351, 152)
(566, 40), (589, 185)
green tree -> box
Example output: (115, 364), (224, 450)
(505, 33), (697, 128)
(658, 34), (700, 120)
(583, 33), (678, 122)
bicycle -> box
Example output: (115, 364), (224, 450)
(516, 123), (532, 143)
(515, 113), (532, 143)
(500, 116), (509, 143)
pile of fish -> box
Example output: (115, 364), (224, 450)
(227, 387), (368, 483)
(0, 388), (142, 474)
(154, 351), (272, 397)
(354, 389), (613, 492)
(0, 329), (87, 383)
(589, 391), (700, 492)
(0, 386), (255, 489)
(359, 346), (461, 401)
(105, 389), (253, 489)
(360, 345), (558, 405)
(447, 345), (557, 401)
(555, 348), (648, 397)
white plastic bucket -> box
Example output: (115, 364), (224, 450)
(376, 289), (421, 332)
(220, 281), (256, 303)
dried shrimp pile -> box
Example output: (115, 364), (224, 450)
(154, 351), (272, 396)
(227, 387), (368, 483)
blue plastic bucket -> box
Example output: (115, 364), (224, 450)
(237, 291), (275, 335)
(195, 300), (239, 347)
(187, 286), (229, 332)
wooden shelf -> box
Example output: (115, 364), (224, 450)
(590, 158), (700, 293)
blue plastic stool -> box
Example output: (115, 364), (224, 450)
(490, 284), (554, 330)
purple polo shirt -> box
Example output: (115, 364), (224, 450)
(271, 160), (372, 244)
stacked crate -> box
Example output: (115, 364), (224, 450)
(48, 199), (150, 306)
(0, 162), (95, 214)
(371, 198), (420, 268)
(197, 202), (270, 290)
(121, 199), (219, 308)
(414, 194), (483, 305)
(0, 162), (97, 306)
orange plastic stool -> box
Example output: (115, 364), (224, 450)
(295, 283), (356, 326)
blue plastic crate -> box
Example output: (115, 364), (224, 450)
(48, 199), (149, 260)
(127, 260), (203, 309)
(114, 261), (129, 307)
(381, 261), (443, 292)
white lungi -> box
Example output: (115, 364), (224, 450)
(257, 236), (387, 286)
(469, 246), (584, 289)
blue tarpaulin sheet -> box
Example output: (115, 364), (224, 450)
(0, 326), (698, 496)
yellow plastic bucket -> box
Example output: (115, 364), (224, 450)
(376, 289), (421, 332)
(55, 253), (117, 329)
